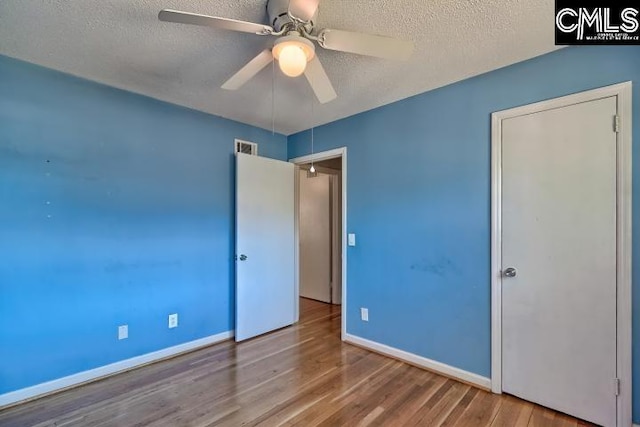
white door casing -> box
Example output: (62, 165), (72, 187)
(236, 153), (296, 342)
(491, 82), (632, 427)
(290, 147), (348, 339)
(330, 173), (343, 305)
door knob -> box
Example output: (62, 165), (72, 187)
(504, 267), (517, 278)
(239, 254), (248, 261)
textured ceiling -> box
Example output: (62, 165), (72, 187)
(0, 0), (559, 135)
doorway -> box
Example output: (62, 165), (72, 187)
(298, 161), (342, 304)
(490, 83), (632, 427)
(290, 148), (347, 339)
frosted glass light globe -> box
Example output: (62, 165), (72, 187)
(278, 45), (307, 77)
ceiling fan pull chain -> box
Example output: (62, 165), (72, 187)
(309, 90), (315, 173)
(271, 58), (276, 136)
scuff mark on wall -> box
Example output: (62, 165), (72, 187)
(410, 256), (461, 277)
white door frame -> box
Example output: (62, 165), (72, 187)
(290, 147), (347, 340)
(490, 82), (632, 426)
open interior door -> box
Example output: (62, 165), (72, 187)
(235, 153), (295, 341)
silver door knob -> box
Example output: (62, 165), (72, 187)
(504, 267), (517, 278)
(239, 254), (248, 261)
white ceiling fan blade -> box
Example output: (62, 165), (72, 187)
(304, 57), (337, 104)
(222, 50), (274, 90)
(288, 0), (320, 22)
(319, 29), (413, 61)
(159, 9), (273, 35)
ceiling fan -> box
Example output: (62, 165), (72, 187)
(158, 0), (414, 104)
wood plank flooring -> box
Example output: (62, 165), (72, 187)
(0, 298), (596, 426)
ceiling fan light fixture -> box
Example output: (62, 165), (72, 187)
(159, 0), (413, 104)
(272, 36), (315, 78)
(278, 45), (307, 77)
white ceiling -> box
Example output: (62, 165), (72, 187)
(0, 0), (558, 135)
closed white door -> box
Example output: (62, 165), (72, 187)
(501, 97), (618, 426)
(299, 170), (332, 303)
(236, 153), (295, 342)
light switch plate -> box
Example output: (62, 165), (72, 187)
(348, 233), (356, 246)
(360, 308), (369, 322)
(168, 313), (178, 329)
(118, 325), (128, 340)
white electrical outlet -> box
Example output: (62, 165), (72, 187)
(168, 313), (178, 329)
(348, 233), (356, 247)
(360, 308), (369, 322)
(118, 325), (128, 340)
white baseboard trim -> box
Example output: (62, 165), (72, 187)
(0, 330), (234, 408)
(344, 333), (491, 390)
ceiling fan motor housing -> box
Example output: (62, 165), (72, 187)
(267, 0), (317, 32)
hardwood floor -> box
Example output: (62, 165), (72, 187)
(0, 298), (595, 427)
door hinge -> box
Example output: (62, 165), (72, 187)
(614, 115), (620, 133)
(615, 378), (621, 396)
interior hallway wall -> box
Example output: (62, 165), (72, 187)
(299, 169), (332, 303)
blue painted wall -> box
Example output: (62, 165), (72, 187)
(0, 55), (287, 394)
(288, 46), (640, 419)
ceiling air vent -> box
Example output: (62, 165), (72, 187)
(235, 139), (258, 156)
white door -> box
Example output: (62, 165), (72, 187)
(299, 170), (332, 303)
(501, 97), (618, 426)
(236, 153), (295, 342)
